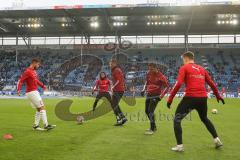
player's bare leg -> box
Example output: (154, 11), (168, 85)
(34, 106), (56, 131)
(33, 108), (43, 131)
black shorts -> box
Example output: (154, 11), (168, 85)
(175, 97), (208, 121)
(174, 96), (218, 144)
(96, 92), (111, 102)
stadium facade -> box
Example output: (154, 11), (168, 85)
(0, 4), (240, 97)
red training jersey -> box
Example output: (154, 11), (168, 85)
(146, 70), (170, 98)
(111, 66), (125, 92)
(221, 87), (226, 94)
(94, 78), (110, 93)
(17, 67), (46, 93)
(168, 63), (221, 103)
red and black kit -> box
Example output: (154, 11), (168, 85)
(145, 69), (169, 131)
(167, 63), (223, 145)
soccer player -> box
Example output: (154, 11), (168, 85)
(167, 51), (224, 152)
(238, 87), (240, 98)
(92, 72), (112, 111)
(221, 87), (226, 98)
(141, 62), (169, 135)
(109, 59), (127, 126)
(17, 58), (56, 131)
(207, 86), (212, 98)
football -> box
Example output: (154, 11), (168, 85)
(76, 115), (85, 125)
(211, 109), (218, 114)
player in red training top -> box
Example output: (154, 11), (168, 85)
(167, 51), (224, 152)
(238, 87), (240, 98)
(17, 58), (55, 131)
(92, 72), (112, 111)
(141, 62), (169, 135)
(109, 59), (127, 126)
(221, 87), (226, 98)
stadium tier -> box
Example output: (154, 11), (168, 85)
(0, 48), (239, 95)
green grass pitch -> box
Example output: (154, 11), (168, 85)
(0, 97), (239, 160)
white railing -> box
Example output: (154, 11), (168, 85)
(0, 34), (240, 46)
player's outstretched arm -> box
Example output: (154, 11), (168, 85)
(108, 79), (112, 93)
(167, 66), (185, 108)
(141, 82), (147, 97)
(36, 79), (47, 91)
(16, 71), (29, 95)
(205, 71), (225, 104)
(159, 73), (170, 99)
(111, 80), (119, 91)
(92, 80), (98, 94)
(111, 68), (122, 91)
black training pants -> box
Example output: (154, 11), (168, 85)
(174, 97), (218, 144)
(112, 92), (125, 119)
(145, 95), (161, 130)
(93, 92), (112, 110)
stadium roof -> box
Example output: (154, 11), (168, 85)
(0, 5), (240, 37)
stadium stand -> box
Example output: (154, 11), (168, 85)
(0, 48), (239, 96)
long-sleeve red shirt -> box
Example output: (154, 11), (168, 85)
(94, 78), (110, 93)
(146, 70), (169, 98)
(111, 66), (125, 92)
(17, 67), (46, 93)
(168, 63), (221, 103)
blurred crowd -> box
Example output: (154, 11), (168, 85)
(0, 49), (240, 95)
